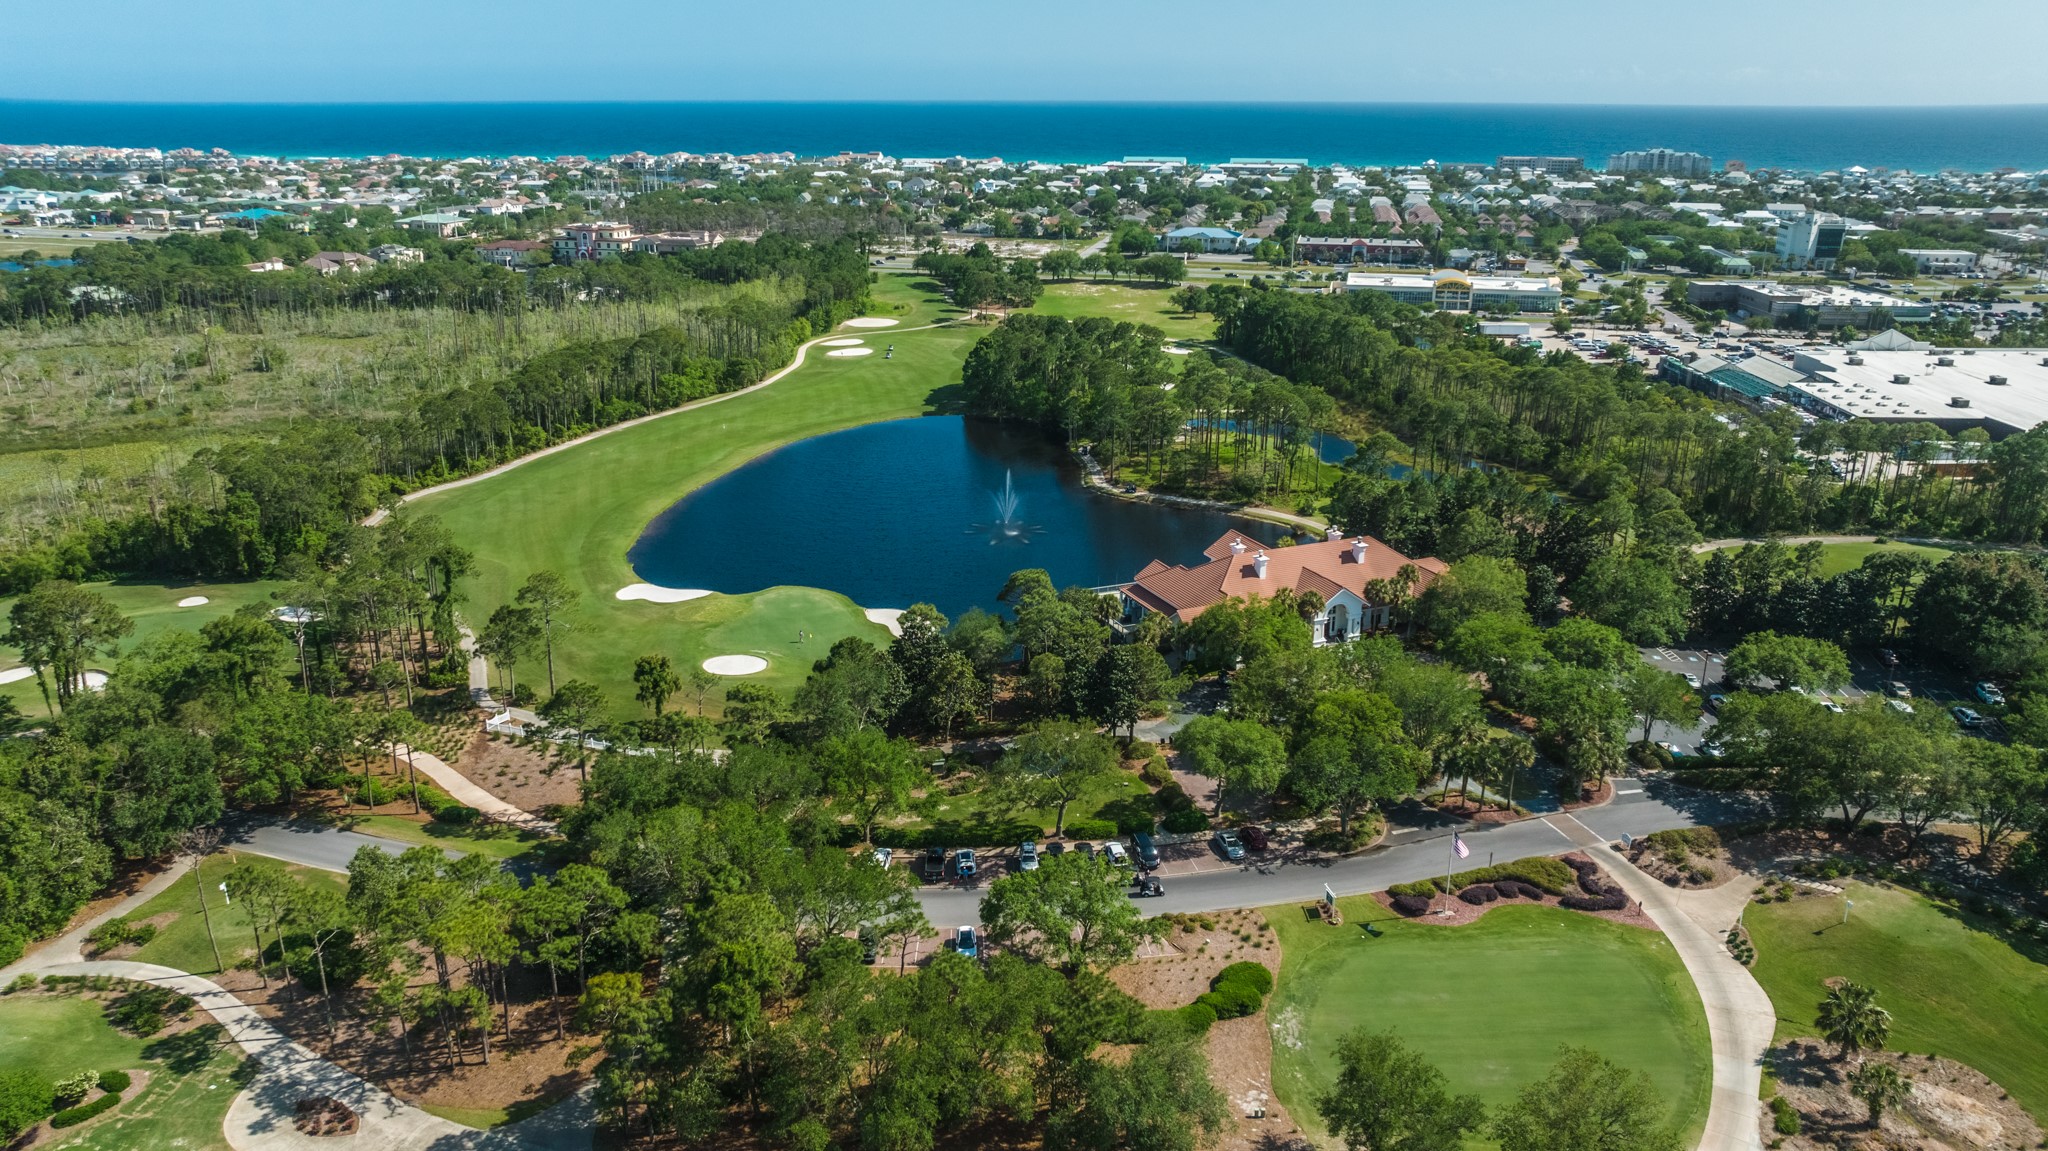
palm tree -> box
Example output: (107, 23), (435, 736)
(1847, 1062), (1910, 1126)
(1816, 982), (1891, 1064)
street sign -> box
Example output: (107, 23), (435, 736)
(1323, 883), (1336, 908)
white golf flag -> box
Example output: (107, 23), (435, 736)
(218, 881), (229, 905)
(1453, 834), (1470, 860)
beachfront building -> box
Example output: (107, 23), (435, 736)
(1341, 269), (1563, 313)
(1497, 155), (1583, 176)
(1113, 529), (1445, 646)
(1294, 236), (1427, 265)
(1606, 148), (1713, 177)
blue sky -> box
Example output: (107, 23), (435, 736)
(10, 0), (2048, 105)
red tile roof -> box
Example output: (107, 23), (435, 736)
(1123, 529), (1446, 624)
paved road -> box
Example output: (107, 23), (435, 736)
(914, 777), (1758, 926)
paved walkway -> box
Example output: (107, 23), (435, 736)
(394, 744), (556, 836)
(1548, 814), (1774, 1151)
(0, 857), (193, 983)
(27, 958), (590, 1151)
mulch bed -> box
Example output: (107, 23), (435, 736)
(1372, 852), (1656, 931)
(1765, 1039), (2042, 1151)
(294, 1096), (359, 1137)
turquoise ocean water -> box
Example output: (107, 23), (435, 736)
(4, 101), (2048, 170)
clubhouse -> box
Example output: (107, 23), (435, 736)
(1113, 528), (1446, 646)
(1341, 269), (1563, 313)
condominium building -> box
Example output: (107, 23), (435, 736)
(553, 221), (639, 262)
(1606, 148), (1714, 177)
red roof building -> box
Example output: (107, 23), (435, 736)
(1116, 528), (1446, 645)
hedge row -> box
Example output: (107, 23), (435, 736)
(49, 1091), (120, 1129)
(1387, 856), (1574, 899)
(1390, 893), (1432, 916)
(1559, 857), (1628, 910)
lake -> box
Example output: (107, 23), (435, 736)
(627, 415), (1294, 620)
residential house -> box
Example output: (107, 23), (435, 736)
(300, 251), (376, 275)
(475, 239), (550, 267)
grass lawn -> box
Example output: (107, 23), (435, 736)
(1809, 541), (1953, 578)
(1746, 880), (2048, 1122)
(345, 814), (546, 861)
(0, 994), (252, 1151)
(2, 578), (283, 717)
(900, 765), (1154, 844)
(417, 1094), (569, 1129)
(125, 852), (345, 977)
(412, 273), (983, 717)
(1266, 899), (1712, 1148)
(1028, 281), (1215, 342)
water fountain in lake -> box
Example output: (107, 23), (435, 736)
(973, 468), (1040, 545)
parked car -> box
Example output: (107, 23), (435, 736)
(1975, 681), (2006, 706)
(955, 848), (977, 878)
(858, 925), (879, 964)
(1656, 740), (1685, 758)
(1045, 841), (1066, 858)
(1213, 829), (1245, 861)
(1886, 681), (1911, 698)
(1075, 841), (1096, 860)
(1017, 841), (1039, 871)
(1683, 672), (1702, 688)
(1706, 693), (1727, 713)
(1131, 832), (1161, 869)
(872, 846), (893, 868)
(1819, 699), (1846, 714)
(1103, 841), (1131, 867)
(1952, 705), (1987, 728)
(1130, 875), (1164, 898)
(922, 845), (947, 879)
(1880, 649), (1901, 668)
(953, 925), (979, 959)
(1240, 825), (1270, 852)
(1697, 739), (1725, 758)
(1886, 699), (1915, 715)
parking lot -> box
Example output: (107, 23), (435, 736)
(1635, 642), (2010, 757)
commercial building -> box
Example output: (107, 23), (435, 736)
(1293, 236), (1426, 265)
(1780, 347), (2048, 437)
(1684, 280), (1929, 327)
(1160, 226), (1246, 253)
(398, 211), (467, 238)
(1897, 248), (1979, 273)
(1497, 155), (1583, 175)
(1606, 148), (1713, 177)
(1342, 269), (1563, 313)
(1776, 211), (1847, 270)
(1114, 529), (1445, 645)
(631, 229), (723, 255)
(474, 239), (549, 267)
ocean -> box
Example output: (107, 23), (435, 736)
(5, 101), (2048, 171)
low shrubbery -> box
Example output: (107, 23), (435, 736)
(1138, 755), (1173, 787)
(1192, 959), (1274, 1021)
(1211, 961), (1272, 997)
(1770, 1093), (1801, 1135)
(51, 1071), (98, 1107)
(84, 917), (156, 955)
(1390, 893), (1432, 916)
(1060, 818), (1118, 841)
(48, 1091), (122, 1129)
(1161, 807), (1210, 834)
(1458, 885), (1499, 905)
(1559, 856), (1629, 911)
(105, 984), (195, 1037)
(95, 1070), (130, 1095)
(1388, 856), (1574, 899)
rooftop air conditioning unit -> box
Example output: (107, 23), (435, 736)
(1846, 354), (1864, 365)
(1989, 375), (2010, 386)
(1936, 356), (1956, 366)
(1950, 396), (1971, 408)
(1891, 374), (1912, 385)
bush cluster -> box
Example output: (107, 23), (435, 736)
(105, 985), (194, 1037)
(1192, 959), (1274, 1021)
(48, 1092), (121, 1129)
(1387, 856), (1574, 899)
(1162, 807), (1210, 834)
(1644, 827), (1721, 856)
(1060, 818), (1118, 841)
(1125, 740), (1158, 763)
(95, 1070), (130, 1095)
(1559, 857), (1627, 911)
(1211, 961), (1273, 997)
(1560, 891), (1629, 912)
(84, 917), (156, 954)
(1138, 755), (1173, 788)
(51, 1071), (98, 1107)
(1390, 893), (1432, 916)
(1770, 1094), (1801, 1135)
(1457, 885), (1497, 905)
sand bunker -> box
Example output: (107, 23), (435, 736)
(865, 608), (905, 637)
(0, 667), (32, 686)
(1165, 346), (1193, 355)
(703, 654), (769, 676)
(76, 670), (108, 692)
(820, 337), (865, 347)
(826, 347), (875, 357)
(842, 317), (900, 328)
(177, 595), (210, 607)
(616, 583), (711, 604)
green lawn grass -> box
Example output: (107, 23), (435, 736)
(902, 765), (1153, 843)
(2, 578), (284, 717)
(417, 1094), (569, 1129)
(345, 814), (546, 861)
(1028, 281), (1215, 342)
(412, 274), (979, 717)
(0, 994), (252, 1151)
(1746, 880), (2048, 1122)
(1266, 899), (1712, 1148)
(1809, 541), (1953, 579)
(125, 852), (345, 976)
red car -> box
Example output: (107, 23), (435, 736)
(1239, 826), (1270, 852)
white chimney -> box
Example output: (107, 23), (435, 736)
(1229, 538), (1247, 556)
(1325, 525), (1344, 541)
(1352, 538), (1368, 564)
(1253, 551), (1269, 579)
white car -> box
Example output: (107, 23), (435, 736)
(871, 847), (893, 868)
(1103, 841), (1130, 867)
(1885, 699), (1914, 715)
(1683, 673), (1702, 688)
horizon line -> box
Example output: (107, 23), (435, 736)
(6, 97), (2048, 112)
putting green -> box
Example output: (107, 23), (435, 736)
(1266, 899), (1712, 1147)
(1747, 880), (2048, 1123)
(411, 274), (978, 714)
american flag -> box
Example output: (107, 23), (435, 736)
(1453, 834), (1471, 860)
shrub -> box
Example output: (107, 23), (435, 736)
(4, 974), (37, 994)
(1176, 1001), (1218, 1032)
(1388, 856), (1574, 899)
(1212, 962), (1272, 997)
(52, 1071), (98, 1107)
(1458, 885), (1499, 905)
(1061, 818), (1118, 841)
(1154, 781), (1195, 813)
(1125, 740), (1158, 762)
(1197, 981), (1263, 1019)
(95, 1070), (129, 1095)
(1770, 1095), (1801, 1135)
(49, 1092), (122, 1129)
(1162, 807), (1211, 834)
(432, 804), (480, 825)
(106, 985), (193, 1037)
(1560, 892), (1628, 912)
(1390, 894), (1431, 916)
(1139, 755), (1173, 788)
